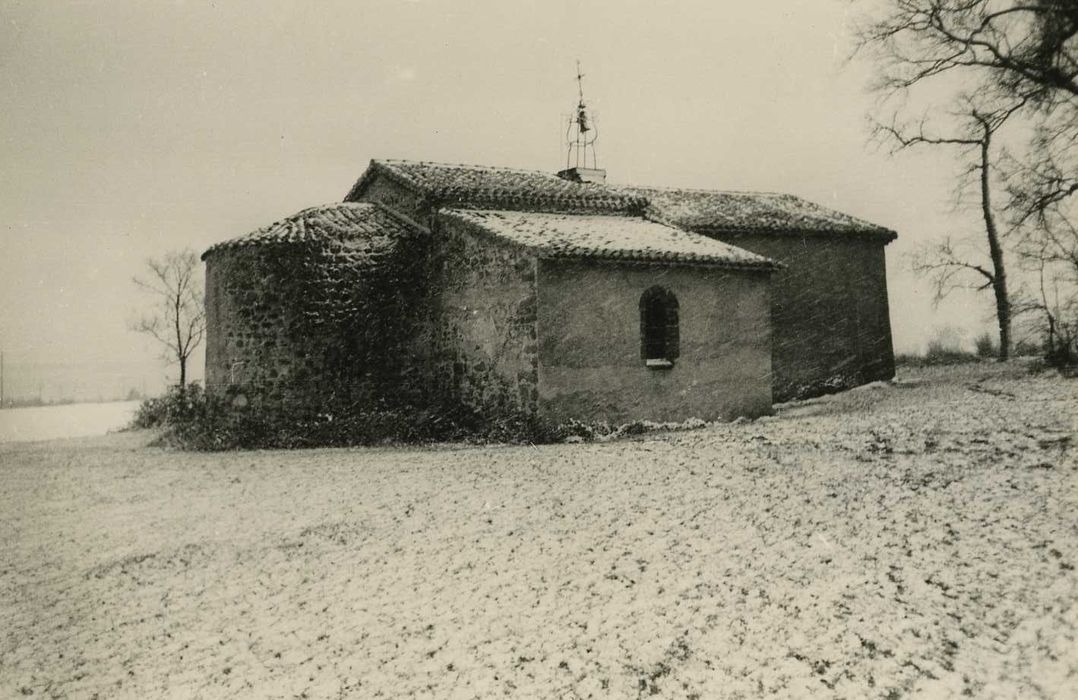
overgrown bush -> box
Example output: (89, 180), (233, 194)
(127, 384), (712, 451)
(974, 332), (997, 358)
(1012, 338), (1043, 358)
(126, 383), (238, 448)
(925, 339), (979, 365)
(1045, 338), (1077, 371)
(127, 384), (202, 430)
(128, 382), (564, 450)
(128, 395), (168, 430)
(896, 345), (982, 367)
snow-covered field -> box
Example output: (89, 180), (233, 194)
(0, 400), (140, 444)
(1, 363), (1075, 698)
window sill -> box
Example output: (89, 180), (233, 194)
(645, 359), (674, 369)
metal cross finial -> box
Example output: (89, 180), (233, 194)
(565, 60), (598, 169)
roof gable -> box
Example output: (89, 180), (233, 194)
(346, 160), (647, 214)
(441, 209), (778, 270)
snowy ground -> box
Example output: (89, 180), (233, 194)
(1, 362), (1075, 699)
(0, 401), (141, 444)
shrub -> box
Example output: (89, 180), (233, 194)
(1012, 338), (1042, 358)
(127, 383), (239, 449)
(129, 383), (714, 451)
(129, 382), (564, 450)
(127, 394), (169, 430)
(924, 340), (978, 365)
(127, 384), (209, 430)
(897, 345), (981, 367)
(555, 418), (600, 442)
(974, 332), (997, 358)
(1046, 338), (1077, 370)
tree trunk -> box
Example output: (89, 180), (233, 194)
(979, 128), (1011, 360)
(174, 286), (185, 387)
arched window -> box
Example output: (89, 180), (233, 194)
(640, 286), (679, 368)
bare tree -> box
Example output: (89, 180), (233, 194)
(855, 0), (1078, 226)
(856, 1), (1078, 104)
(1007, 122), (1078, 254)
(880, 105), (1019, 357)
(131, 249), (206, 389)
(855, 0), (1078, 358)
(1012, 221), (1078, 361)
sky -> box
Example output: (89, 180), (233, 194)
(0, 0), (998, 399)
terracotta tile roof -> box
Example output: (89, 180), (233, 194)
(202, 202), (422, 260)
(621, 186), (897, 238)
(441, 209), (779, 270)
(346, 160), (647, 214)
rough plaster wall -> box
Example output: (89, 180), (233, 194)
(536, 260), (773, 424)
(709, 232), (895, 401)
(429, 219), (539, 417)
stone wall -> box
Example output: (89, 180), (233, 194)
(204, 210), (541, 426)
(706, 231), (895, 401)
(427, 218), (540, 418)
(535, 259), (773, 423)
(204, 245), (325, 399)
(203, 234), (429, 414)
